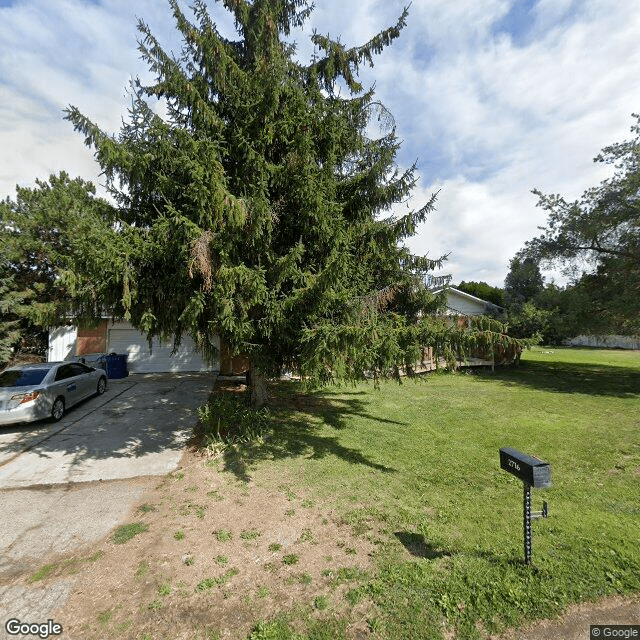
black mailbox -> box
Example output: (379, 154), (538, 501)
(499, 447), (551, 488)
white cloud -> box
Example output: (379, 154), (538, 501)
(372, 0), (640, 285)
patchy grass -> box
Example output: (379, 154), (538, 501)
(240, 529), (261, 540)
(134, 561), (150, 579)
(29, 563), (57, 583)
(214, 529), (233, 542)
(138, 503), (156, 513)
(29, 551), (104, 583)
(195, 568), (240, 592)
(54, 347), (640, 639)
(112, 522), (149, 545)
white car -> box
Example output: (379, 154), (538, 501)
(0, 362), (107, 426)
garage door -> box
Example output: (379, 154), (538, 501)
(107, 324), (218, 373)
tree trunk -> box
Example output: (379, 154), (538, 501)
(248, 364), (269, 408)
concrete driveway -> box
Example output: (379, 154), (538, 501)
(0, 372), (215, 628)
(0, 372), (213, 488)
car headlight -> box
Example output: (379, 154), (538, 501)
(11, 390), (41, 404)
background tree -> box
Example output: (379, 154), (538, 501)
(0, 270), (35, 364)
(524, 113), (640, 334)
(456, 280), (504, 307)
(532, 282), (589, 345)
(501, 255), (594, 344)
(503, 255), (544, 310)
(501, 255), (548, 341)
(0, 172), (117, 364)
(64, 0), (520, 405)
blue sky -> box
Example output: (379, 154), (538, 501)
(1, 0), (639, 287)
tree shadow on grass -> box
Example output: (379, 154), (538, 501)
(213, 382), (401, 482)
(479, 360), (640, 398)
(394, 532), (538, 569)
(395, 531), (452, 560)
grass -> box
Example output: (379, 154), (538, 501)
(76, 347), (637, 640)
(298, 528), (314, 543)
(135, 561), (150, 579)
(224, 346), (640, 639)
(240, 529), (261, 540)
(195, 568), (240, 592)
(29, 551), (104, 583)
(112, 522), (149, 544)
(29, 563), (57, 583)
(97, 608), (115, 625)
(138, 503), (156, 513)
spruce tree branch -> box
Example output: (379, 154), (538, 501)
(307, 6), (409, 93)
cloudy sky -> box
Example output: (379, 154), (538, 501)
(1, 0), (639, 287)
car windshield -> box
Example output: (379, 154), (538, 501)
(0, 369), (49, 387)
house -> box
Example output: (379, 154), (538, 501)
(48, 288), (504, 375)
(442, 288), (504, 317)
(430, 287), (518, 369)
(48, 320), (222, 374)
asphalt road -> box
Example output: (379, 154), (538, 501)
(0, 372), (215, 632)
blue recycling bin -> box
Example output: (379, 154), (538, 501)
(98, 353), (128, 379)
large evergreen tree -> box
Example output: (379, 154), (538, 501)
(65, 0), (518, 405)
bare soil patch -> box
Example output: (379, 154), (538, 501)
(48, 444), (379, 639)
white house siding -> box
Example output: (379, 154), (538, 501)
(47, 326), (78, 361)
(564, 335), (640, 350)
(107, 322), (219, 373)
(445, 290), (490, 316)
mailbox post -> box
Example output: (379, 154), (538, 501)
(499, 448), (551, 565)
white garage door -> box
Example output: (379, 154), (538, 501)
(107, 323), (218, 373)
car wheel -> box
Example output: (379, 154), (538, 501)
(51, 397), (65, 422)
(96, 376), (107, 395)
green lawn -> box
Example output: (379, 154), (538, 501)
(213, 347), (640, 639)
